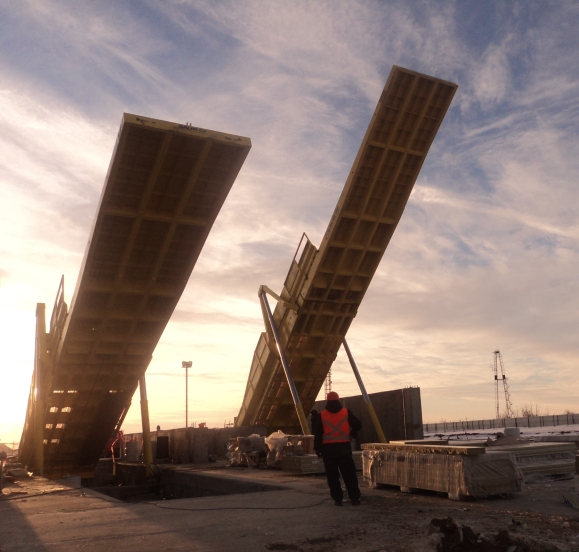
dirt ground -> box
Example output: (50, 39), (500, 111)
(264, 477), (579, 552)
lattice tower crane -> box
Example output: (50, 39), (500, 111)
(324, 368), (332, 399)
(492, 349), (514, 418)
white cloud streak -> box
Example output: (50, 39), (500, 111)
(1, 1), (578, 441)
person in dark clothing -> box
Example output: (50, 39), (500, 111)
(312, 391), (362, 506)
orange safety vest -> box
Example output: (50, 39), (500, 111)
(321, 408), (350, 444)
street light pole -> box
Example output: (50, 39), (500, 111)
(182, 361), (192, 428)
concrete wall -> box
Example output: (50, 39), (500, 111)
(124, 425), (268, 464)
(123, 387), (424, 458)
(160, 468), (286, 499)
(312, 387), (423, 444)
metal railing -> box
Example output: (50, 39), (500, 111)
(423, 413), (579, 434)
(48, 275), (68, 356)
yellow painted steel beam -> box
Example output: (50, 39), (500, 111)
(21, 114), (251, 479)
(237, 66), (458, 432)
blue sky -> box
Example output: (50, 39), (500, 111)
(1, 1), (578, 444)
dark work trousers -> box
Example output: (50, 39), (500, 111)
(321, 443), (361, 503)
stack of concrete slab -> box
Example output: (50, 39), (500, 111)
(362, 443), (522, 500)
(533, 434), (579, 446)
(534, 434), (579, 473)
(486, 442), (576, 479)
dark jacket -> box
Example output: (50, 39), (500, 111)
(312, 400), (361, 457)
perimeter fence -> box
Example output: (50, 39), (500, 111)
(423, 413), (579, 434)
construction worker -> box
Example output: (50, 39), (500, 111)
(312, 391), (362, 506)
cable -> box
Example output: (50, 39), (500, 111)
(1, 487), (333, 511)
(0, 487), (87, 501)
(149, 462), (162, 482)
(153, 498), (333, 511)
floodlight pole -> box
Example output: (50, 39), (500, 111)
(182, 361), (192, 428)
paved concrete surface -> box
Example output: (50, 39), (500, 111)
(0, 469), (366, 551)
(1, 466), (579, 551)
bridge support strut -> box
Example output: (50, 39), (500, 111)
(139, 376), (154, 478)
(259, 289), (310, 435)
(343, 339), (388, 443)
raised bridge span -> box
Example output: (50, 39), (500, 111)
(20, 114), (250, 478)
(236, 66), (457, 433)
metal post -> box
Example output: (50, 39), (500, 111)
(34, 303), (48, 476)
(182, 361), (192, 427)
(342, 339), (388, 443)
(0, 451), (6, 491)
(259, 290), (310, 435)
(139, 376), (153, 479)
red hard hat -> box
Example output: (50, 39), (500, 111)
(327, 391), (339, 401)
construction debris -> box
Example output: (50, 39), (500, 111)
(265, 431), (289, 466)
(429, 517), (563, 552)
(4, 468), (32, 480)
(226, 434), (267, 467)
(225, 432), (317, 469)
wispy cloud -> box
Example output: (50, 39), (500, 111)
(1, 1), (578, 440)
